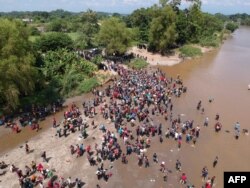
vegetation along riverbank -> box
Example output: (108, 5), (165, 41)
(0, 0), (240, 119)
(1, 0), (250, 188)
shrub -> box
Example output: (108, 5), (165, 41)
(129, 58), (148, 69)
(78, 77), (100, 93)
(179, 45), (202, 57)
(199, 35), (220, 47)
(225, 22), (239, 33)
(34, 32), (73, 52)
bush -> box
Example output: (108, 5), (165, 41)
(199, 35), (220, 47)
(34, 32), (73, 52)
(129, 58), (148, 69)
(78, 77), (100, 93)
(179, 45), (202, 57)
(225, 22), (239, 33)
(30, 26), (41, 36)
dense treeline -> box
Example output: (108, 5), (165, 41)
(0, 0), (241, 113)
(0, 18), (99, 113)
(125, 0), (227, 52)
(0, 9), (109, 23)
(0, 19), (39, 111)
(229, 13), (250, 26)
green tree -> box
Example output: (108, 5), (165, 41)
(0, 18), (38, 111)
(29, 26), (41, 36)
(35, 32), (73, 52)
(185, 3), (204, 43)
(159, 0), (181, 10)
(125, 8), (153, 43)
(148, 5), (176, 53)
(47, 18), (68, 32)
(202, 13), (223, 36)
(74, 34), (88, 49)
(91, 55), (103, 66)
(96, 17), (132, 55)
(159, 0), (169, 7)
(175, 10), (189, 44)
(42, 49), (97, 95)
(76, 9), (99, 49)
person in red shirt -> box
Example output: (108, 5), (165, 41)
(180, 173), (187, 184)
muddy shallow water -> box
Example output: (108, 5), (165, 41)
(104, 27), (250, 188)
(157, 27), (250, 187)
(90, 27), (250, 188)
(1, 27), (250, 188)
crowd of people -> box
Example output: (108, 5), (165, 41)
(0, 62), (248, 188)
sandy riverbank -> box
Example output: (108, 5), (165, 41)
(0, 44), (234, 188)
(128, 46), (182, 66)
(0, 70), (119, 187)
(0, 65), (187, 188)
(0, 64), (216, 188)
(0, 96), (117, 188)
(128, 45), (214, 67)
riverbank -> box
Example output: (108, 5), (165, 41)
(0, 66), (168, 188)
(0, 101), (116, 187)
(128, 45), (215, 67)
(0, 48), (249, 188)
(0, 46), (219, 188)
(1, 29), (248, 188)
(0, 65), (193, 188)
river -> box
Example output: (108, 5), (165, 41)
(0, 27), (250, 188)
(97, 27), (250, 188)
(158, 26), (250, 187)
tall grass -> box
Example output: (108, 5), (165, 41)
(129, 58), (148, 69)
(199, 34), (220, 47)
(78, 77), (100, 93)
(179, 45), (202, 58)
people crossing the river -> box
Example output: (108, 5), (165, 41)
(1, 63), (247, 188)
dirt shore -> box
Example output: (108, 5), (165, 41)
(0, 46), (223, 188)
(0, 64), (184, 188)
(128, 46), (183, 66)
(128, 45), (214, 67)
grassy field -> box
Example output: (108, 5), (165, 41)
(29, 32), (79, 42)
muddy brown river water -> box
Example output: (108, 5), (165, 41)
(105, 27), (250, 188)
(158, 26), (250, 188)
(0, 27), (250, 188)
